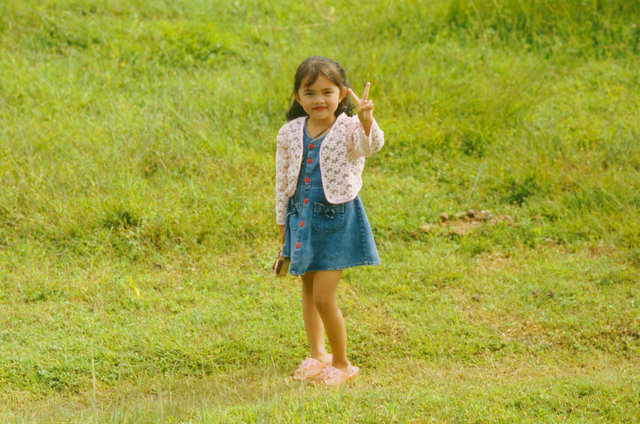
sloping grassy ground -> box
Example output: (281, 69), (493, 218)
(1, 0), (639, 422)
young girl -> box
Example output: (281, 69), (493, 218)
(275, 56), (384, 387)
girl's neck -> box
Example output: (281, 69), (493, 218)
(306, 116), (336, 138)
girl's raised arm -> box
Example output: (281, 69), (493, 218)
(348, 82), (374, 136)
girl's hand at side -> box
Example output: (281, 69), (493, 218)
(279, 225), (285, 243)
(348, 82), (374, 136)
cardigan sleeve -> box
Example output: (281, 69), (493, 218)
(350, 117), (384, 157)
(275, 126), (289, 226)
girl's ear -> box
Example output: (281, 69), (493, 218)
(294, 92), (301, 104)
(339, 88), (347, 102)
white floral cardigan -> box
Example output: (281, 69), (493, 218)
(275, 113), (384, 225)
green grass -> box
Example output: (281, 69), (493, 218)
(1, 0), (639, 422)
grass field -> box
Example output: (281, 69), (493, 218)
(1, 0), (639, 422)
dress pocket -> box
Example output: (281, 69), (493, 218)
(312, 202), (345, 233)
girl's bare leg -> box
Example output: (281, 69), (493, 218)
(312, 270), (350, 372)
(301, 272), (331, 363)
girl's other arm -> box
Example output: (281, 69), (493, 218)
(275, 128), (290, 227)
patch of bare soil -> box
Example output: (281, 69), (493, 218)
(414, 209), (515, 237)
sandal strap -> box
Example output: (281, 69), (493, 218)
(314, 365), (359, 386)
(293, 356), (331, 380)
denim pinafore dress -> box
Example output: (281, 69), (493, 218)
(282, 124), (380, 275)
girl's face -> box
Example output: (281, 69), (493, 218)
(294, 74), (347, 125)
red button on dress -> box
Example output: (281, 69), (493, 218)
(309, 143), (314, 150)
(300, 221), (305, 227)
(295, 243), (301, 249)
(308, 158), (313, 164)
(305, 177), (310, 183)
(304, 198), (308, 204)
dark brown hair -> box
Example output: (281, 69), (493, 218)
(285, 56), (355, 121)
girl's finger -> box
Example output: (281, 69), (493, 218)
(362, 82), (370, 101)
(348, 88), (360, 104)
(360, 100), (373, 110)
(360, 107), (373, 115)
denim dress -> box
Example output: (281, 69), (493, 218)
(282, 125), (380, 275)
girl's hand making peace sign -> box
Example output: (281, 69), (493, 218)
(348, 82), (374, 136)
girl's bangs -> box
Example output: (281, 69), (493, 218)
(299, 61), (343, 89)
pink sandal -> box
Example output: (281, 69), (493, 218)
(293, 355), (332, 381)
(312, 365), (360, 387)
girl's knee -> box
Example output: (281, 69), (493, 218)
(312, 294), (335, 313)
(311, 271), (341, 312)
